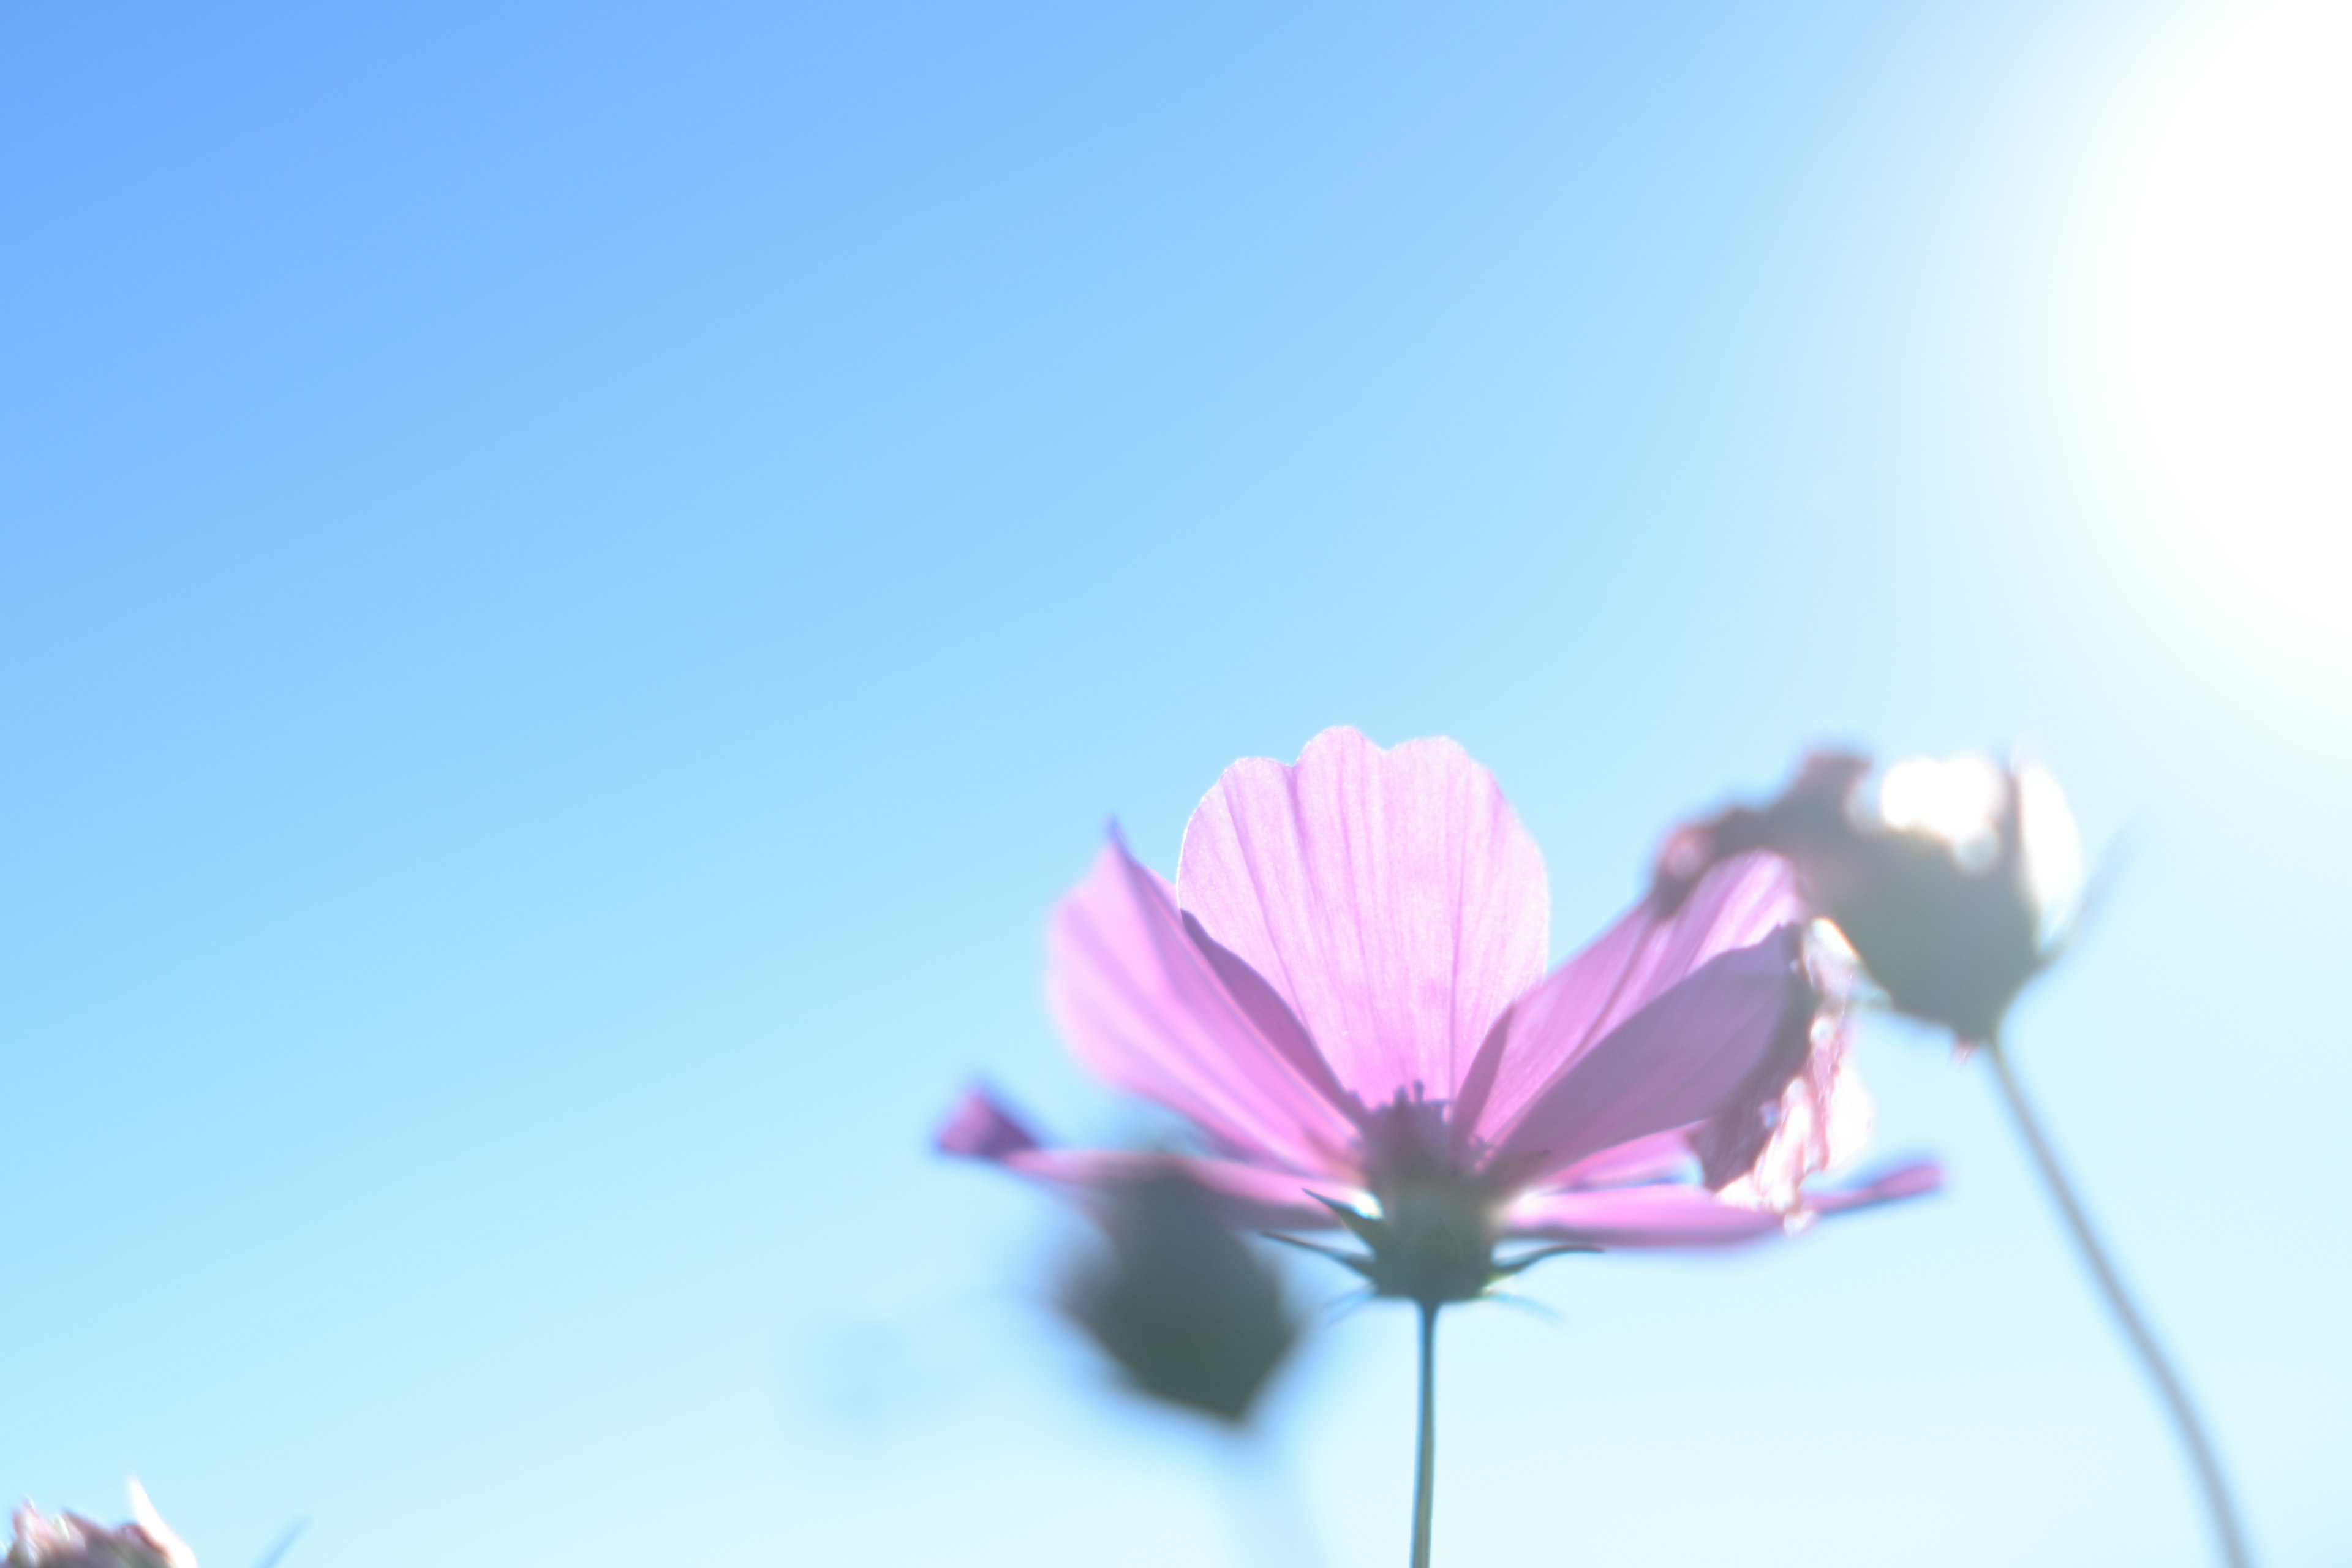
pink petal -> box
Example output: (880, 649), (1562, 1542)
(1810, 1158), (1945, 1212)
(1460, 851), (1804, 1146)
(12, 1506), (67, 1555)
(934, 1087), (1346, 1229)
(126, 1482), (195, 1568)
(1543, 1128), (1698, 1190)
(1502, 1184), (1791, 1248)
(1505, 1158), (1945, 1250)
(1001, 1147), (1344, 1229)
(935, 1085), (1042, 1160)
(1697, 1004), (1862, 1203)
(1047, 835), (1358, 1172)
(1483, 927), (1812, 1184)
(1175, 727), (1550, 1110)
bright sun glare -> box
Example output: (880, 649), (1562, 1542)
(2118, 0), (2352, 645)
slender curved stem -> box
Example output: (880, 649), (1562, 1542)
(1985, 1038), (2252, 1568)
(1411, 1302), (1438, 1568)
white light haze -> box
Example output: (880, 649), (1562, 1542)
(2117, 0), (2352, 645)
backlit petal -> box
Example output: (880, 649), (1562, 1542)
(1484, 927), (1812, 1184)
(935, 1088), (1347, 1229)
(1047, 835), (1358, 1172)
(1503, 1184), (1790, 1248)
(1504, 1159), (1939, 1248)
(1175, 727), (1549, 1109)
(1463, 851), (1803, 1146)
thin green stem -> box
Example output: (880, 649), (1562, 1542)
(1410, 1301), (1438, 1568)
(1986, 1037), (2251, 1568)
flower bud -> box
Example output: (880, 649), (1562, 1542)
(1655, 750), (2082, 1044)
(9, 1483), (195, 1568)
(1061, 1169), (1299, 1425)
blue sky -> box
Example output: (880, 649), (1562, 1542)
(6, 2), (2348, 1564)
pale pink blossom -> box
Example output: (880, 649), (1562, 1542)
(9, 1483), (195, 1568)
(1653, 749), (2083, 1044)
(943, 728), (1936, 1303)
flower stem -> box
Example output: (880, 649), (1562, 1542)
(1985, 1037), (2251, 1568)
(1411, 1301), (1438, 1568)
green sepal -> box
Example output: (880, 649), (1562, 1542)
(1306, 1191), (1394, 1251)
(1487, 1242), (1599, 1280)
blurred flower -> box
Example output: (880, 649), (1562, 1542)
(1652, 750), (2084, 1043)
(1061, 1169), (1299, 1424)
(1657, 750), (2258, 1567)
(941, 727), (1936, 1308)
(9, 1483), (195, 1568)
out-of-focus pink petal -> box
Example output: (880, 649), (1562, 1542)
(1048, 835), (1357, 1172)
(1502, 1185), (1791, 1248)
(11, 1506), (67, 1556)
(1504, 1159), (1939, 1249)
(999, 1147), (1345, 1230)
(1806, 1158), (1945, 1213)
(124, 1485), (194, 1568)
(1699, 1005), (1866, 1205)
(934, 1086), (1349, 1228)
(1175, 726), (1550, 1109)
(7, 1485), (195, 1568)
(935, 1086), (1041, 1160)
(1483, 929), (1812, 1184)
(1463, 851), (1803, 1145)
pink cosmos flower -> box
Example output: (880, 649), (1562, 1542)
(9, 1483), (195, 1568)
(941, 728), (1937, 1305)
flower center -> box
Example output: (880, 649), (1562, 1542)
(1360, 1166), (1506, 1306)
(1339, 1093), (1510, 1306)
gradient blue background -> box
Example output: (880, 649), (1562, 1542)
(6, 2), (2345, 1564)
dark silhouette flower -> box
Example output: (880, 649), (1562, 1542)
(1061, 1169), (1298, 1424)
(1653, 750), (2082, 1043)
